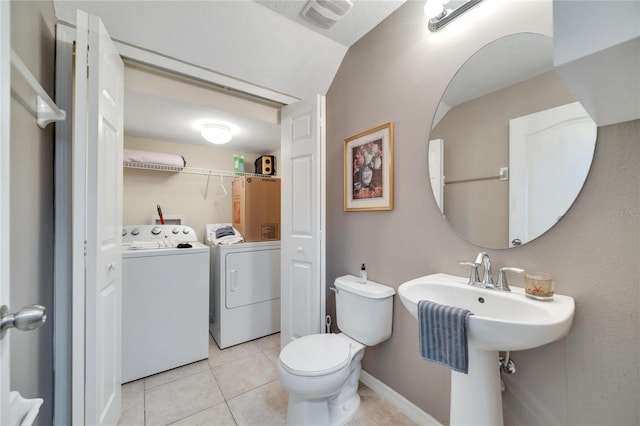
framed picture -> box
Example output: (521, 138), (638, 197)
(344, 122), (394, 211)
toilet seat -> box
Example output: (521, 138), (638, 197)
(279, 334), (351, 377)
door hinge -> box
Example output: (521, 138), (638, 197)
(84, 240), (87, 256)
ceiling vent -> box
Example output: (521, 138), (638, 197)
(301, 0), (353, 29)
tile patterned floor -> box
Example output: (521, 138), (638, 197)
(119, 333), (416, 426)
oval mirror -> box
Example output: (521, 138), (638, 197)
(428, 33), (596, 249)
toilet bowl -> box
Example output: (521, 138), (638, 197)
(278, 333), (365, 425)
(278, 275), (395, 426)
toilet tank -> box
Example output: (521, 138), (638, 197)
(334, 275), (395, 346)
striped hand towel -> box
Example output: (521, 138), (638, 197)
(418, 300), (473, 374)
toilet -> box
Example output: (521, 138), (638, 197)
(278, 275), (395, 426)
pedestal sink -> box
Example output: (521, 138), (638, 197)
(399, 273), (575, 426)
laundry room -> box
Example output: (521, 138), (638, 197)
(121, 62), (283, 239)
(120, 61), (285, 383)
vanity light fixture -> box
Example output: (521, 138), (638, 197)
(424, 0), (484, 32)
(201, 123), (232, 145)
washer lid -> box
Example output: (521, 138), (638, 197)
(279, 334), (351, 377)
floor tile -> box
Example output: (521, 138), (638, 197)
(347, 385), (417, 426)
(212, 352), (278, 400)
(145, 370), (224, 426)
(122, 379), (144, 397)
(227, 380), (288, 426)
(262, 347), (280, 366)
(118, 389), (145, 426)
(119, 331), (419, 426)
(145, 359), (210, 390)
(208, 338), (262, 368)
(169, 402), (237, 426)
(254, 333), (280, 351)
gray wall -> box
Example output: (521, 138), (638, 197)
(326, 1), (639, 425)
(10, 1), (56, 425)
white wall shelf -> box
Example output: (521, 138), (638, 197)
(123, 161), (275, 200)
(123, 161), (269, 178)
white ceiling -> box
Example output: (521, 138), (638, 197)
(433, 33), (554, 128)
(255, 0), (406, 47)
(124, 64), (284, 153)
(442, 33), (554, 108)
(53, 0), (406, 153)
(53, 1), (552, 153)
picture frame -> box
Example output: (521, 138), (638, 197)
(344, 122), (394, 211)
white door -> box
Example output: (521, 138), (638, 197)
(428, 139), (444, 214)
(0, 1), (10, 422)
(509, 101), (596, 247)
(73, 10), (124, 425)
(280, 96), (326, 346)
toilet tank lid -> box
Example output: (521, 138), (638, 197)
(334, 275), (395, 299)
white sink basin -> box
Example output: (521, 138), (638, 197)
(399, 273), (575, 351)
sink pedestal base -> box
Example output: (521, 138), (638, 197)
(450, 348), (502, 426)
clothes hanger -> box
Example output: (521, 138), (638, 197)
(216, 175), (228, 198)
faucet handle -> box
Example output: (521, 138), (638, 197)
(496, 267), (525, 292)
(459, 261), (481, 285)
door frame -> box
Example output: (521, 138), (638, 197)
(54, 23), (327, 424)
(0, 1), (11, 422)
(53, 24), (75, 426)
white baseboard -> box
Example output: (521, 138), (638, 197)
(359, 370), (442, 426)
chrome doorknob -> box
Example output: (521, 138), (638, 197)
(0, 304), (47, 339)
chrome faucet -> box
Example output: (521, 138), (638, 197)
(459, 251), (492, 287)
(475, 252), (494, 287)
(460, 253), (525, 292)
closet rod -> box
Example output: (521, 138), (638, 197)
(123, 161), (271, 178)
(11, 49), (67, 128)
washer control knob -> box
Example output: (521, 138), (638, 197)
(131, 228), (140, 236)
(182, 228), (190, 235)
(151, 226), (162, 235)
(172, 227), (180, 234)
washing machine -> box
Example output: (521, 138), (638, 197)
(122, 225), (209, 383)
(208, 240), (281, 349)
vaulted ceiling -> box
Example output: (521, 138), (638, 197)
(52, 1), (406, 153)
(54, 0), (406, 101)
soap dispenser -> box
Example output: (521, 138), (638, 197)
(359, 263), (367, 284)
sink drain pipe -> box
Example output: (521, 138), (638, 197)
(499, 351), (517, 392)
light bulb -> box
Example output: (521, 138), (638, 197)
(201, 124), (232, 145)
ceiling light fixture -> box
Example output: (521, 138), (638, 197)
(302, 0), (353, 29)
(201, 124), (232, 145)
(424, 0), (484, 32)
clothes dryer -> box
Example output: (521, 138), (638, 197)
(208, 240), (281, 349)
